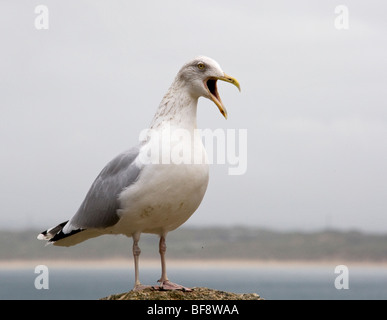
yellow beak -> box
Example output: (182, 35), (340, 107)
(205, 73), (241, 119)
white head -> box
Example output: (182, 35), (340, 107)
(176, 56), (240, 119)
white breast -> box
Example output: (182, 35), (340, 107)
(113, 124), (209, 236)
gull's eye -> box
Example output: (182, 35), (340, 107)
(197, 63), (205, 70)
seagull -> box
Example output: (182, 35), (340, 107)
(38, 56), (240, 291)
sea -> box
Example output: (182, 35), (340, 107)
(1, 263), (386, 300)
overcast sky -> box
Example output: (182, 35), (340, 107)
(1, 0), (386, 232)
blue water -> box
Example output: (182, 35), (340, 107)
(1, 264), (386, 300)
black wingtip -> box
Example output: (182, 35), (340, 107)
(37, 220), (84, 243)
(49, 227), (84, 243)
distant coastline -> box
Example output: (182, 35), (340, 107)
(1, 227), (387, 266)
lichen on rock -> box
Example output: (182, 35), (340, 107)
(101, 287), (262, 300)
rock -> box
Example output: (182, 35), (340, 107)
(101, 287), (262, 300)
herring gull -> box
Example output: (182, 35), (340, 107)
(38, 56), (240, 291)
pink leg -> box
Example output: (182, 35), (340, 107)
(157, 235), (192, 292)
(132, 233), (152, 291)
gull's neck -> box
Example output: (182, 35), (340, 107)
(150, 80), (198, 131)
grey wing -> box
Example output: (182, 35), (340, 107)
(63, 145), (142, 232)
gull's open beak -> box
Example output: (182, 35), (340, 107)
(204, 73), (241, 119)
